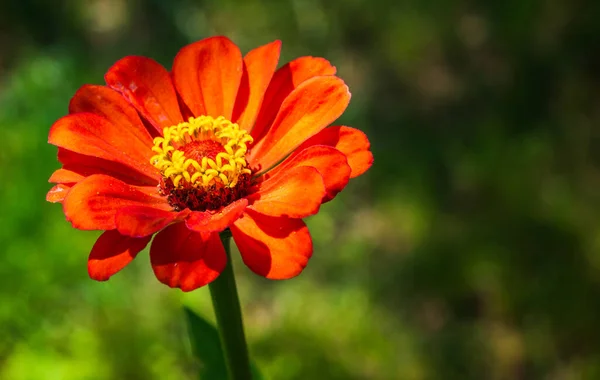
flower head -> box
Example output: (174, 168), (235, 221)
(47, 37), (373, 291)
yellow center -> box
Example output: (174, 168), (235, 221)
(150, 116), (253, 189)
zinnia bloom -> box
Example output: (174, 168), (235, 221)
(47, 36), (373, 291)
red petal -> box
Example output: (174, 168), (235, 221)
(69, 84), (153, 145)
(63, 174), (170, 231)
(48, 168), (85, 184)
(54, 148), (157, 186)
(116, 206), (190, 238)
(265, 145), (351, 202)
(251, 56), (336, 142)
(150, 224), (226, 291)
(296, 126), (373, 178)
(88, 230), (152, 281)
(48, 113), (160, 183)
(46, 184), (71, 203)
(173, 36), (243, 119)
(232, 40), (281, 131)
(247, 166), (325, 218)
(231, 210), (312, 279)
(185, 198), (248, 233)
(249, 76), (351, 173)
(105, 56), (183, 133)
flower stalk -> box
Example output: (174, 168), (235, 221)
(209, 230), (252, 380)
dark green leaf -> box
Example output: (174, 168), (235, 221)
(184, 307), (265, 380)
(184, 307), (228, 380)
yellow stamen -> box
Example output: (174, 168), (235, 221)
(150, 116), (253, 189)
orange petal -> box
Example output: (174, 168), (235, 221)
(251, 56), (336, 142)
(63, 174), (170, 231)
(48, 168), (85, 184)
(172, 36), (243, 119)
(247, 166), (325, 218)
(231, 210), (312, 279)
(105, 56), (183, 133)
(46, 184), (72, 203)
(185, 198), (248, 233)
(232, 40), (281, 131)
(53, 148), (158, 186)
(265, 145), (351, 202)
(88, 230), (152, 281)
(296, 126), (373, 178)
(116, 206), (190, 238)
(150, 224), (226, 291)
(249, 76), (351, 173)
(69, 84), (154, 144)
(48, 113), (160, 183)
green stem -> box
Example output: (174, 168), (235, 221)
(209, 230), (252, 380)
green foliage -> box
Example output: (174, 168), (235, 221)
(184, 307), (228, 380)
(184, 307), (263, 380)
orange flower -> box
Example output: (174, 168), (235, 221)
(47, 37), (373, 291)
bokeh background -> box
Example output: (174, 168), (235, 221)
(2, 0), (600, 379)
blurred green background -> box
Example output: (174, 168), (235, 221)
(2, 0), (600, 379)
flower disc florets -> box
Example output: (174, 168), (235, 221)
(150, 115), (253, 211)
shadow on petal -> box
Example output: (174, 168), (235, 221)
(231, 210), (312, 279)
